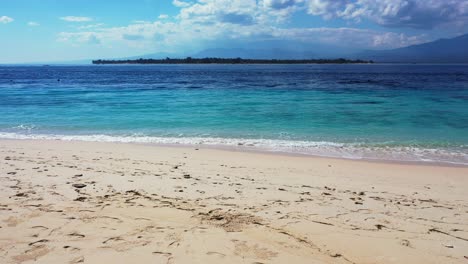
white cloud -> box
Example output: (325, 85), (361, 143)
(159, 14), (169, 19)
(58, 20), (426, 52)
(305, 0), (468, 29)
(371, 32), (427, 48)
(60, 16), (93, 22)
(172, 0), (468, 29)
(306, 0), (348, 19)
(56, 0), (435, 53)
(27, 21), (40, 26)
(173, 0), (191, 8)
(77, 23), (104, 30)
(0, 16), (14, 24)
(267, 26), (425, 50)
(176, 0), (262, 26)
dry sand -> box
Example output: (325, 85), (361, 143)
(0, 139), (467, 263)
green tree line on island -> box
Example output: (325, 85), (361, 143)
(92, 57), (374, 64)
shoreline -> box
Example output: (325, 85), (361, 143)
(145, 141), (468, 168)
(1, 137), (467, 168)
(1, 139), (467, 263)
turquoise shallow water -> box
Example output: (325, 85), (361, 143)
(0, 64), (467, 164)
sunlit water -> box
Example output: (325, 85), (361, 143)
(1, 64), (467, 164)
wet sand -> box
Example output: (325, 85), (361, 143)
(1, 139), (467, 263)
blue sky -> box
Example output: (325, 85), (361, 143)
(1, 0), (467, 63)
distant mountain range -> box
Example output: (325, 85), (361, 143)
(193, 48), (316, 60)
(132, 34), (468, 63)
(21, 33), (468, 64)
(135, 48), (316, 61)
(134, 40), (359, 61)
(358, 33), (468, 63)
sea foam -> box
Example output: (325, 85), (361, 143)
(1, 132), (466, 166)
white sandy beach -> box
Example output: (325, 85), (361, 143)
(1, 139), (467, 263)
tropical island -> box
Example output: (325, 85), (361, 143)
(92, 57), (373, 64)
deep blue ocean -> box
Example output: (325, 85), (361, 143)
(0, 64), (467, 164)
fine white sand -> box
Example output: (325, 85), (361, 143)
(1, 139), (467, 263)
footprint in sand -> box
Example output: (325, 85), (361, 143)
(207, 251), (226, 257)
(69, 256), (85, 263)
(13, 244), (50, 262)
(68, 232), (86, 239)
(233, 241), (278, 261)
(4, 216), (22, 227)
(63, 245), (81, 252)
(152, 251), (172, 257)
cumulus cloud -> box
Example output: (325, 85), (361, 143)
(178, 0), (258, 23)
(158, 14), (169, 19)
(0, 16), (14, 24)
(27, 21), (40, 26)
(58, 20), (425, 52)
(306, 0), (348, 19)
(77, 23), (104, 30)
(173, 0), (468, 29)
(371, 32), (427, 48)
(261, 0), (305, 20)
(173, 0), (191, 8)
(60, 16), (93, 22)
(276, 27), (426, 49)
(305, 0), (468, 29)
(369, 0), (468, 29)
(58, 21), (177, 49)
(57, 0), (435, 53)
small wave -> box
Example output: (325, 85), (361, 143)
(12, 124), (37, 132)
(0, 132), (467, 166)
